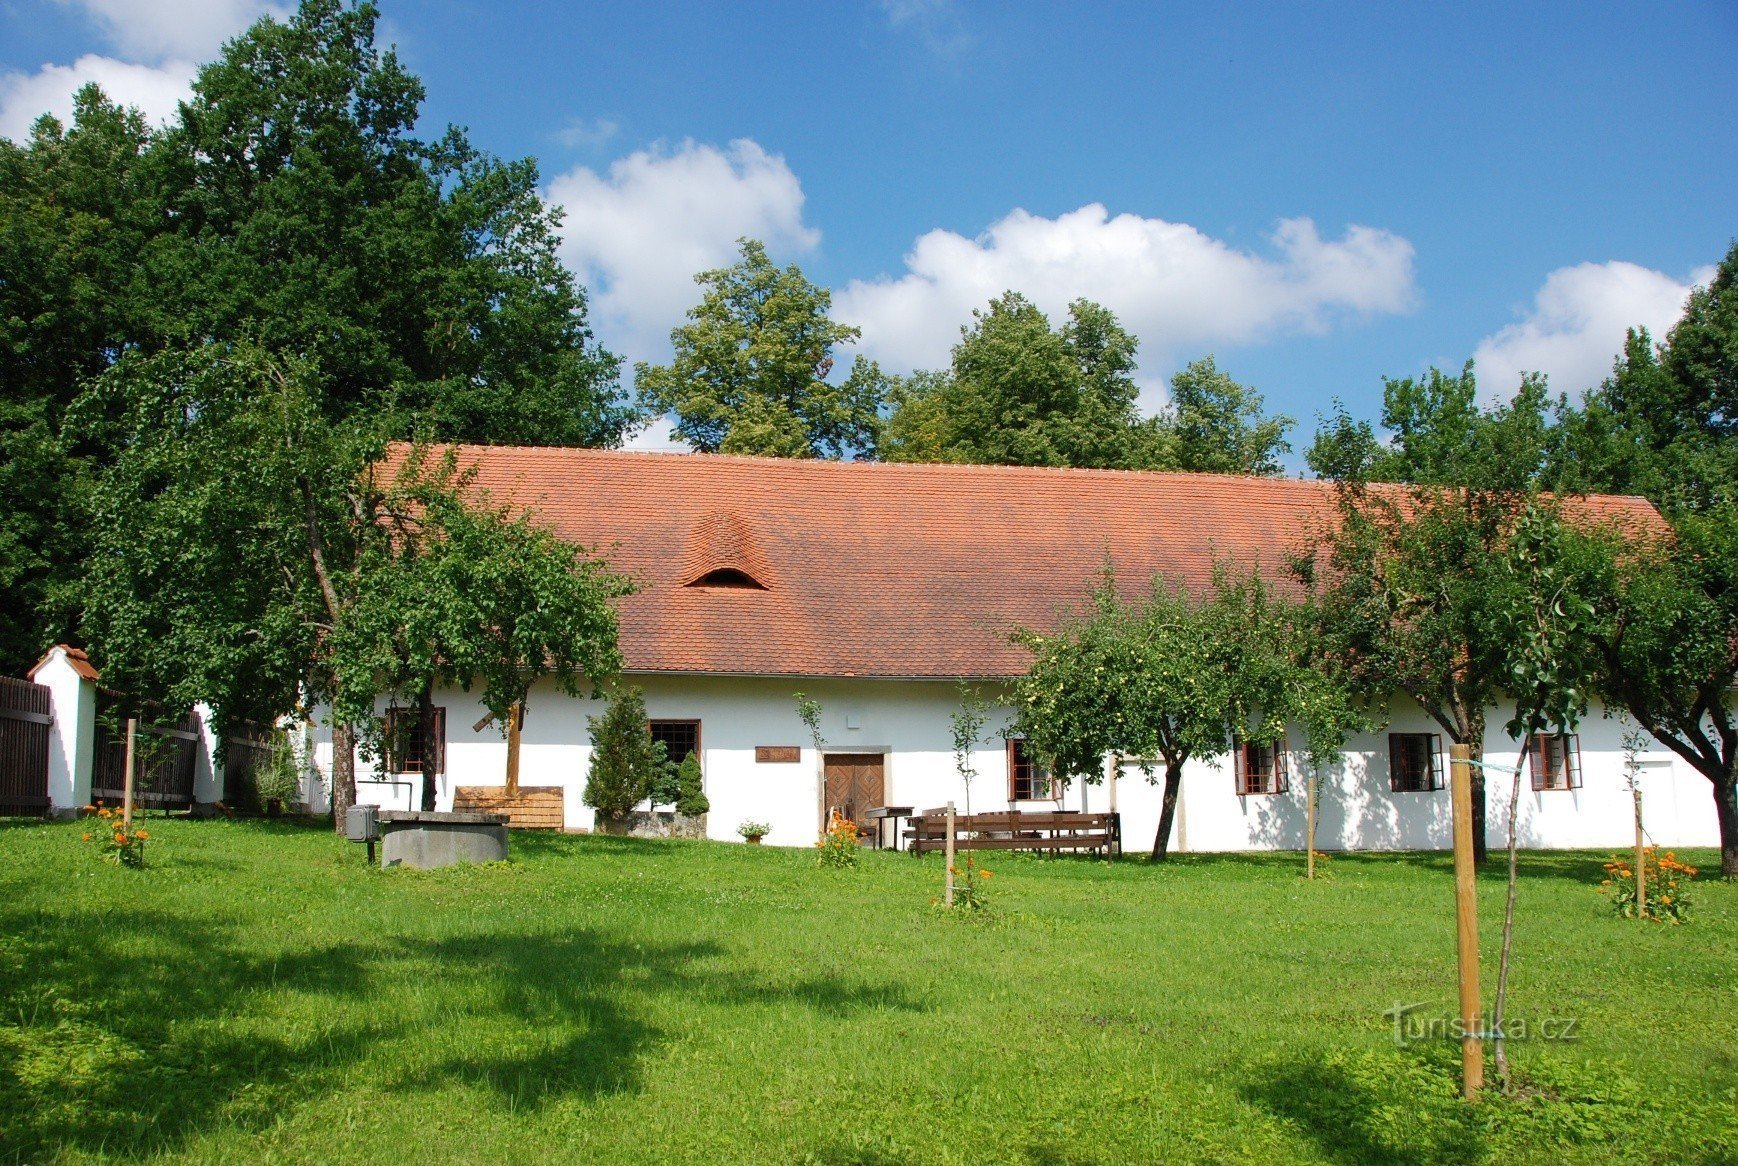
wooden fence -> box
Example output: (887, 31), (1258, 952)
(91, 694), (201, 808)
(0, 676), (51, 816)
(220, 721), (282, 814)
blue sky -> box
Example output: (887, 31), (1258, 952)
(4, 0), (1735, 457)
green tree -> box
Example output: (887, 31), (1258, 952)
(1552, 243), (1737, 511)
(584, 686), (666, 823)
(0, 88), (153, 672)
(1296, 482), (1528, 862)
(139, 0), (629, 447)
(882, 293), (1172, 469)
(1567, 506), (1738, 876)
(635, 238), (886, 458)
(76, 345), (628, 828)
(1013, 565), (1356, 860)
(1306, 362), (1554, 491)
(1166, 356), (1293, 476)
(57, 1), (635, 823)
(331, 447), (629, 799)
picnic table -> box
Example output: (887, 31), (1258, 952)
(905, 809), (1120, 858)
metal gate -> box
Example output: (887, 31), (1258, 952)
(0, 676), (52, 816)
(91, 695), (201, 808)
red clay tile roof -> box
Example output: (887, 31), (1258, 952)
(419, 445), (1666, 681)
(28, 644), (100, 682)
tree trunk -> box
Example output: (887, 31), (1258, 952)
(330, 721), (356, 833)
(418, 685), (438, 812)
(1468, 740), (1488, 864)
(1491, 759), (1524, 1089)
(1150, 759), (1184, 862)
(1716, 767), (1738, 879)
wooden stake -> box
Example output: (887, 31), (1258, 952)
(505, 701), (524, 798)
(1633, 787), (1646, 919)
(122, 716), (138, 829)
(1449, 743), (1484, 1099)
(944, 800), (956, 908)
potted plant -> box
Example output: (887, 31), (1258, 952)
(737, 820), (771, 845)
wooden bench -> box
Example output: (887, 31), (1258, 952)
(906, 809), (1120, 857)
(452, 786), (564, 830)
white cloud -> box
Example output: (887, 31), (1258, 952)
(882, 0), (970, 54)
(833, 205), (1418, 390)
(1472, 261), (1715, 399)
(622, 415), (691, 453)
(2, 2), (289, 141)
(53, 0), (288, 64)
(555, 116), (620, 149)
(0, 54), (194, 140)
(546, 138), (820, 364)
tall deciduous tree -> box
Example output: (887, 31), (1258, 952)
(1551, 242), (1737, 511)
(141, 0), (629, 447)
(0, 88), (153, 673)
(1166, 356), (1294, 476)
(1306, 362), (1554, 491)
(881, 293), (1172, 469)
(635, 238), (886, 458)
(5, 1), (632, 677)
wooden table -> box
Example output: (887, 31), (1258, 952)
(862, 805), (914, 851)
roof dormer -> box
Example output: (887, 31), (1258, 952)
(680, 510), (771, 590)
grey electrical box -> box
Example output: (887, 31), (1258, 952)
(345, 804), (379, 842)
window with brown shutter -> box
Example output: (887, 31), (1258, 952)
(1527, 733), (1582, 791)
(383, 706), (445, 775)
(1234, 736), (1288, 795)
(1389, 733), (1444, 792)
(1007, 738), (1058, 801)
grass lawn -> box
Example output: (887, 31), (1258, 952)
(1, 818), (1734, 1165)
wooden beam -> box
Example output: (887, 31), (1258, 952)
(1450, 743), (1484, 1099)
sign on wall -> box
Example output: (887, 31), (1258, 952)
(755, 746), (801, 763)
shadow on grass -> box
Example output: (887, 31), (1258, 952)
(1239, 1044), (1487, 1166)
(0, 906), (392, 1162)
(391, 931), (929, 1109)
(0, 897), (929, 1159)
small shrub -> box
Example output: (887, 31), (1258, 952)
(1601, 847), (1696, 923)
(252, 741), (302, 812)
(673, 753), (709, 816)
(737, 820), (770, 840)
(583, 687), (665, 819)
(80, 804), (147, 868)
(816, 810), (860, 868)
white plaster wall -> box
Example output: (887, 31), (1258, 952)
(32, 649), (94, 811)
(302, 680), (1724, 853)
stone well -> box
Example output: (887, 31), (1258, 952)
(377, 809), (509, 870)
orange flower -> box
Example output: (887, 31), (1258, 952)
(113, 833), (125, 844)
(980, 870), (993, 880)
(82, 833), (92, 842)
(135, 830), (148, 840)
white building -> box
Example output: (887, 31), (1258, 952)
(289, 446), (1717, 855)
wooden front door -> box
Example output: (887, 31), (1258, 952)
(823, 753), (885, 826)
